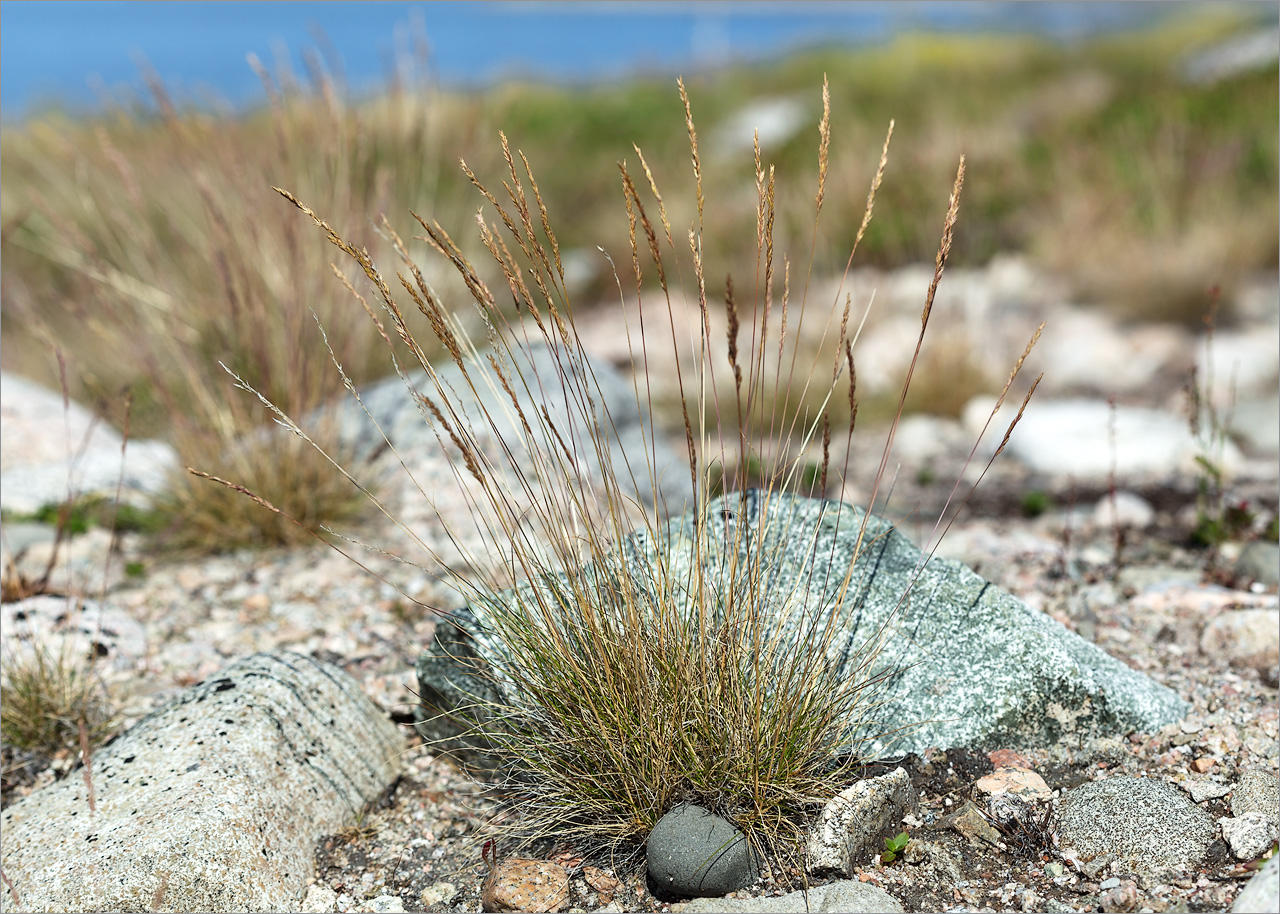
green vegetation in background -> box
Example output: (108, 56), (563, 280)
(25, 496), (169, 537)
(0, 7), (1273, 552)
(483, 8), (1276, 318)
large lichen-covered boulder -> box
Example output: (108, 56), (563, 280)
(416, 490), (1187, 762)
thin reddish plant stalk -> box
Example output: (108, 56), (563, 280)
(78, 717), (96, 813)
(0, 868), (21, 909)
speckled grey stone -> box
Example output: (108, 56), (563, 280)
(0, 651), (403, 913)
(678, 878), (904, 913)
(1182, 777), (1233, 803)
(1221, 769), (1280, 861)
(1055, 776), (1217, 878)
(1221, 813), (1278, 862)
(648, 804), (758, 898)
(1232, 851), (1280, 913)
(1232, 769), (1280, 819)
(417, 490), (1187, 760)
(807, 768), (918, 876)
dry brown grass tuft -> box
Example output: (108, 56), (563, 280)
(0, 631), (117, 779)
(0, 51), (468, 550)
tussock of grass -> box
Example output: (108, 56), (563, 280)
(0, 623), (117, 808)
(0, 635), (116, 760)
(221, 72), (1041, 877)
(157, 429), (368, 551)
(463, 508), (897, 859)
(896, 333), (996, 421)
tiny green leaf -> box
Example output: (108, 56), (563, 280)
(880, 831), (910, 863)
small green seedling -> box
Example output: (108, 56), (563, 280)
(880, 831), (910, 864)
(1020, 490), (1051, 518)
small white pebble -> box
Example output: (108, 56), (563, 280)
(419, 882), (458, 908)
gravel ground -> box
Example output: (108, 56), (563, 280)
(2, 444), (1277, 914)
(302, 517), (1278, 914)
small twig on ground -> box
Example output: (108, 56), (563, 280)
(0, 867), (21, 909)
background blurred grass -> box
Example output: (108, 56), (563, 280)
(479, 9), (1276, 319)
(0, 5), (1274, 549)
(0, 53), (469, 548)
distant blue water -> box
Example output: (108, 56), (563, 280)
(0, 1), (1226, 120)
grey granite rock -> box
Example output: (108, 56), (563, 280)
(0, 521), (57, 554)
(807, 768), (918, 876)
(331, 341), (693, 514)
(1233, 770), (1280, 818)
(678, 878), (904, 913)
(1181, 777), (1233, 803)
(900, 839), (963, 884)
(648, 805), (757, 898)
(1222, 813), (1279, 862)
(965, 396), (1245, 480)
(1093, 491), (1156, 530)
(1232, 851), (1280, 913)
(1230, 394), (1280, 459)
(1184, 26), (1280, 84)
(0, 651), (403, 913)
(416, 490), (1187, 761)
(1221, 770), (1280, 861)
(1200, 609), (1280, 685)
(302, 884), (341, 913)
(1055, 776), (1218, 878)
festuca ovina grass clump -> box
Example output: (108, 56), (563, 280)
(216, 77), (1041, 875)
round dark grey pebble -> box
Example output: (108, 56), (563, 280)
(647, 804), (758, 898)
